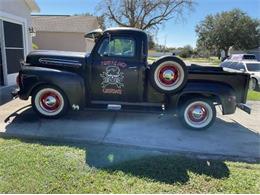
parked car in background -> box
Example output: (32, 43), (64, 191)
(220, 54), (260, 91)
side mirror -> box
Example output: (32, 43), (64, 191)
(240, 69), (245, 73)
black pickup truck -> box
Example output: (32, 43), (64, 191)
(13, 27), (251, 130)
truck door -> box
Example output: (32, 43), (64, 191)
(90, 35), (142, 102)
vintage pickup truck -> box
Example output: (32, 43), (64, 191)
(12, 27), (251, 130)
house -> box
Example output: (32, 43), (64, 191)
(0, 0), (40, 86)
(248, 47), (260, 61)
(31, 15), (99, 53)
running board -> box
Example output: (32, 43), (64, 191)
(88, 101), (165, 112)
(91, 100), (162, 107)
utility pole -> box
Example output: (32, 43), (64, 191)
(163, 35), (167, 54)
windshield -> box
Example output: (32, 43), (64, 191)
(246, 63), (260, 72)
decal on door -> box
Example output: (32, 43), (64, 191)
(100, 60), (127, 95)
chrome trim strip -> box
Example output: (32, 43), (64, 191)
(39, 58), (82, 67)
(91, 100), (162, 107)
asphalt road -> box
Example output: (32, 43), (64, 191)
(0, 96), (259, 160)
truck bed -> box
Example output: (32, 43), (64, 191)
(187, 64), (250, 103)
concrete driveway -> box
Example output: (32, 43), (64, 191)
(0, 98), (259, 160)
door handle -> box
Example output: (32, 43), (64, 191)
(128, 66), (137, 69)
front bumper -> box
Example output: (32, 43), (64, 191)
(237, 103), (251, 114)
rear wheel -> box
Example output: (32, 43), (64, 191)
(179, 98), (216, 130)
(32, 85), (68, 118)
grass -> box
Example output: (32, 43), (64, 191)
(247, 90), (260, 101)
(0, 138), (260, 193)
(179, 56), (221, 66)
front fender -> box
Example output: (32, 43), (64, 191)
(19, 66), (85, 109)
(175, 81), (237, 115)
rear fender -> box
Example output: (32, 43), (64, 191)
(19, 67), (85, 110)
(175, 81), (236, 115)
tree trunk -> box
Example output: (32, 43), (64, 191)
(224, 49), (229, 57)
(217, 49), (221, 59)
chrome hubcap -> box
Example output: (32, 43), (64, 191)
(162, 69), (175, 81)
(45, 96), (57, 106)
(191, 107), (205, 120)
(187, 104), (208, 123)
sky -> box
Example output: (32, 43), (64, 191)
(33, 0), (260, 48)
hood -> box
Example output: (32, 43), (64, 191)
(26, 50), (89, 70)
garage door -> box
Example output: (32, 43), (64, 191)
(3, 21), (25, 75)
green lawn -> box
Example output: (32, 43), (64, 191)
(247, 90), (260, 101)
(180, 56), (221, 66)
(0, 138), (259, 193)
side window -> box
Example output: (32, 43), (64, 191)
(229, 62), (236, 69)
(98, 37), (135, 57)
(231, 62), (238, 70)
(225, 62), (231, 68)
(222, 61), (228, 67)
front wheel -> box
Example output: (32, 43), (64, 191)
(179, 98), (216, 130)
(32, 85), (69, 118)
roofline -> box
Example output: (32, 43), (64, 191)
(105, 27), (145, 32)
(24, 0), (40, 13)
(31, 14), (71, 17)
(33, 30), (88, 33)
(31, 14), (97, 18)
(104, 27), (147, 36)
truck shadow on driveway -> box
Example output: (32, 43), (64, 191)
(2, 105), (260, 161)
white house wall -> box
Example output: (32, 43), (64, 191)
(0, 0), (33, 85)
(0, 0), (33, 53)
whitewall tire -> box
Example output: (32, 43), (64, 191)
(180, 98), (216, 130)
(32, 85), (68, 118)
(150, 57), (188, 94)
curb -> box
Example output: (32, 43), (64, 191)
(1, 132), (259, 163)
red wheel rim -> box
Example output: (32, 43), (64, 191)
(39, 91), (61, 112)
(157, 65), (179, 86)
(187, 104), (208, 123)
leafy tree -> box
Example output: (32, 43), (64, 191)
(179, 45), (193, 58)
(97, 0), (193, 31)
(196, 9), (260, 57)
(148, 34), (155, 49)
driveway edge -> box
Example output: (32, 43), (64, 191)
(1, 131), (259, 163)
